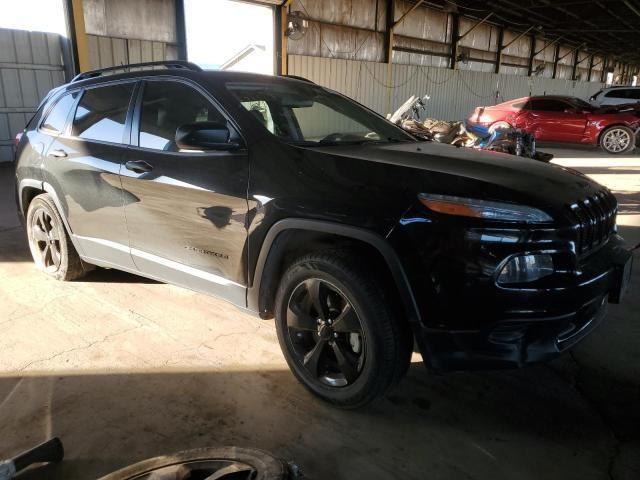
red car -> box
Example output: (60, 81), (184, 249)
(468, 95), (640, 154)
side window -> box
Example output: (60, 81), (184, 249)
(528, 99), (566, 112)
(41, 92), (78, 133)
(630, 90), (640, 100)
(605, 89), (629, 99)
(72, 83), (135, 143)
(241, 100), (275, 133)
(138, 81), (227, 151)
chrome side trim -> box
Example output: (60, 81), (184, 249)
(74, 235), (243, 288)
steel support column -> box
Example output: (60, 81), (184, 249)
(527, 34), (536, 76)
(63, 0), (89, 74)
(450, 13), (460, 69)
(552, 43), (560, 79)
(277, 0), (293, 75)
(175, 0), (188, 60)
(494, 27), (504, 74)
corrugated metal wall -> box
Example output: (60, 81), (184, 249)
(86, 34), (177, 69)
(289, 55), (603, 120)
(0, 28), (66, 163)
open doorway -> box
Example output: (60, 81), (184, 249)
(185, 0), (275, 74)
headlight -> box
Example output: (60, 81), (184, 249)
(418, 194), (552, 223)
(497, 254), (554, 284)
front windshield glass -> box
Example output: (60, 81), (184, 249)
(225, 81), (414, 146)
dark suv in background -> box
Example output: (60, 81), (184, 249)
(14, 61), (632, 408)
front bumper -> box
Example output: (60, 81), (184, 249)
(391, 218), (632, 371)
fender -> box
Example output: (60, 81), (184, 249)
(247, 218), (423, 328)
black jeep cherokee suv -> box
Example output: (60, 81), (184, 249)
(15, 61), (632, 408)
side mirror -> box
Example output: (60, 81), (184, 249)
(175, 122), (240, 151)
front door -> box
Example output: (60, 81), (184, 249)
(43, 81), (137, 268)
(120, 79), (249, 306)
(523, 99), (587, 142)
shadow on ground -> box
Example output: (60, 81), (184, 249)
(1, 353), (639, 480)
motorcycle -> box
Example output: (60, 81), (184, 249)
(390, 95), (553, 162)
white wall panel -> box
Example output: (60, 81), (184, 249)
(0, 28), (65, 162)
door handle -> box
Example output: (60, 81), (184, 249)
(125, 160), (153, 174)
(48, 149), (67, 158)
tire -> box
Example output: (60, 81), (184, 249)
(488, 121), (512, 133)
(26, 193), (89, 281)
(274, 250), (412, 409)
(97, 447), (291, 480)
(599, 125), (635, 154)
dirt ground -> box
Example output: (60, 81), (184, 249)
(0, 147), (638, 479)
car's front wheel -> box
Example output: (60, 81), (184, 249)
(26, 193), (89, 281)
(274, 251), (412, 409)
(600, 125), (635, 154)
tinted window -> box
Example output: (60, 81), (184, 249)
(138, 81), (227, 151)
(605, 89), (630, 99)
(512, 102), (526, 109)
(527, 99), (568, 112)
(41, 92), (78, 133)
(72, 83), (134, 143)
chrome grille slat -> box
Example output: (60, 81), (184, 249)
(569, 190), (617, 255)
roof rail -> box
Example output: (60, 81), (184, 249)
(281, 74), (315, 84)
(71, 61), (203, 82)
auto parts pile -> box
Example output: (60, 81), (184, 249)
(390, 95), (553, 162)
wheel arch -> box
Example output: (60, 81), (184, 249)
(247, 219), (422, 329)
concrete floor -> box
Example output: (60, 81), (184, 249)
(0, 147), (638, 480)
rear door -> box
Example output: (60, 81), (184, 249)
(522, 99), (587, 142)
(42, 81), (137, 268)
(120, 78), (249, 306)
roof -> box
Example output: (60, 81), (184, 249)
(430, 0), (640, 64)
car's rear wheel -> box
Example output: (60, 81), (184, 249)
(600, 125), (635, 154)
(274, 251), (412, 409)
(26, 193), (89, 281)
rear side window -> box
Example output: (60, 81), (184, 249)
(41, 92), (78, 133)
(527, 99), (567, 112)
(138, 81), (228, 151)
(604, 89), (639, 99)
(605, 89), (626, 98)
(72, 83), (135, 143)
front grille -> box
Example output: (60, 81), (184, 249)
(568, 190), (617, 255)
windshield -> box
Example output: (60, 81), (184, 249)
(225, 81), (414, 146)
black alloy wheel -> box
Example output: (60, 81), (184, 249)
(275, 251), (412, 408)
(29, 207), (62, 273)
(26, 194), (89, 281)
(286, 278), (365, 387)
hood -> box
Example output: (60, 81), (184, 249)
(308, 141), (604, 208)
(593, 103), (640, 116)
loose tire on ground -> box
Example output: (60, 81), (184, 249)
(274, 250), (412, 409)
(97, 447), (292, 480)
(26, 193), (90, 281)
